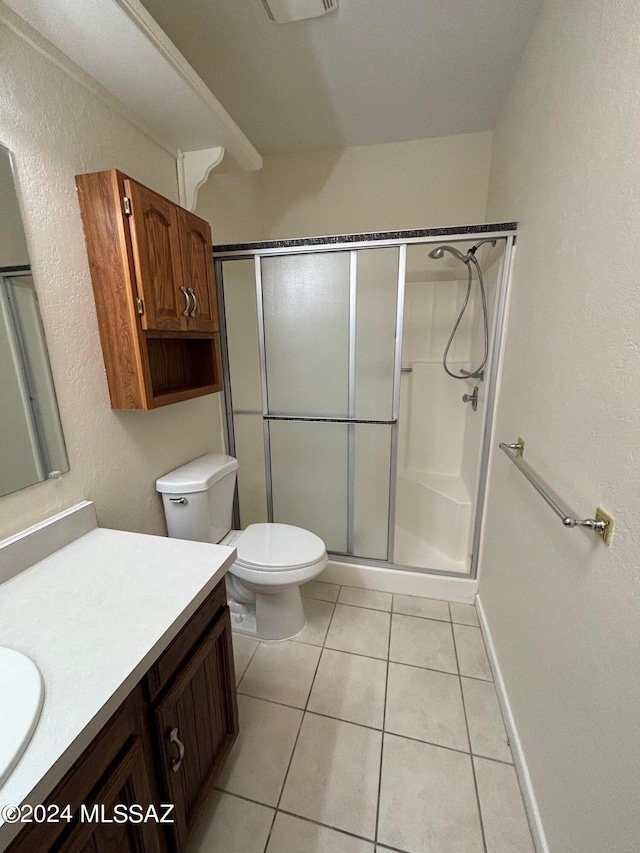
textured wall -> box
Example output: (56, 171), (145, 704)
(259, 132), (494, 239)
(196, 169), (264, 245)
(481, 1), (640, 850)
(0, 23), (223, 539)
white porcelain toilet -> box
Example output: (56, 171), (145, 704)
(156, 454), (328, 641)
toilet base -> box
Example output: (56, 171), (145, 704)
(227, 581), (307, 641)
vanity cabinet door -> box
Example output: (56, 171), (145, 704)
(153, 606), (238, 849)
(56, 738), (162, 853)
(5, 688), (164, 853)
(125, 179), (187, 333)
(178, 207), (219, 333)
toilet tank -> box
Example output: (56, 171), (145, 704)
(156, 454), (239, 544)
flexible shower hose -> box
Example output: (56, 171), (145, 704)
(442, 252), (489, 380)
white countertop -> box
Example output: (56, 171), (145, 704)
(0, 506), (235, 850)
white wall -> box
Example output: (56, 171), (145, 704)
(259, 132), (494, 239)
(196, 169), (264, 245)
(0, 22), (224, 539)
(196, 132), (494, 245)
(480, 1), (640, 851)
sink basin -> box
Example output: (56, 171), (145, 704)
(0, 648), (44, 789)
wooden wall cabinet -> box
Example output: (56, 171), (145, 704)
(6, 580), (238, 853)
(75, 169), (222, 410)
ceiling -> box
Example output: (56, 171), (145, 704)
(139, 0), (543, 155)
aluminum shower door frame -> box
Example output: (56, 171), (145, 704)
(215, 225), (517, 579)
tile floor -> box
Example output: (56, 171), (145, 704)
(188, 583), (534, 853)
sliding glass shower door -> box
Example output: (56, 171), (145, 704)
(220, 246), (403, 561)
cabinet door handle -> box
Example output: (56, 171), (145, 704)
(180, 286), (191, 317)
(169, 727), (185, 773)
(188, 287), (197, 317)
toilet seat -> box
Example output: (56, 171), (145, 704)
(225, 523), (328, 587)
(234, 523), (326, 571)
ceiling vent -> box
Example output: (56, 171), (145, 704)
(260, 0), (338, 24)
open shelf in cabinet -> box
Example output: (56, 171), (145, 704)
(145, 333), (222, 408)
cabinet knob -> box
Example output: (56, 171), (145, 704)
(169, 727), (185, 773)
(180, 286), (192, 317)
(188, 287), (198, 318)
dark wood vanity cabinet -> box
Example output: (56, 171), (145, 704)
(75, 169), (222, 410)
(147, 581), (238, 850)
(153, 608), (237, 848)
(56, 737), (163, 853)
(6, 580), (238, 853)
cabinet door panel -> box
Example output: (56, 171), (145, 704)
(178, 208), (218, 332)
(56, 738), (162, 853)
(126, 180), (186, 331)
(154, 606), (238, 848)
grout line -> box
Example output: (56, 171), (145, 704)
(301, 595), (339, 604)
(336, 600), (393, 613)
(238, 631), (491, 682)
(213, 787), (412, 850)
(233, 692), (514, 765)
(275, 808), (377, 845)
(374, 606), (392, 845)
(232, 636), (260, 686)
(260, 595), (339, 853)
(452, 619), (488, 853)
(213, 787), (275, 810)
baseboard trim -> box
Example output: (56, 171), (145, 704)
(319, 559), (478, 603)
(476, 594), (549, 853)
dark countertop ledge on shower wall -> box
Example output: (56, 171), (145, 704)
(213, 222), (518, 254)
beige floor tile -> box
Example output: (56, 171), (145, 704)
(385, 663), (468, 751)
(238, 641), (321, 708)
(325, 604), (391, 659)
(187, 791), (274, 853)
(474, 757), (535, 852)
(218, 695), (302, 806)
(232, 632), (259, 685)
(392, 594), (450, 622)
(308, 648), (387, 728)
(280, 713), (382, 839)
(389, 614), (457, 673)
(338, 586), (392, 611)
(450, 602), (480, 627)
(462, 677), (512, 762)
(454, 624), (493, 680)
(266, 813), (374, 853)
(292, 598), (335, 646)
(301, 580), (340, 602)
(378, 734), (483, 853)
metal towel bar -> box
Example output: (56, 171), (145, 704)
(499, 440), (612, 542)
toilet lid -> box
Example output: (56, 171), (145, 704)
(235, 523), (326, 571)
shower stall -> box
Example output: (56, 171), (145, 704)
(214, 224), (515, 582)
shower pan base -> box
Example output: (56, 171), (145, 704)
(319, 558), (478, 604)
(393, 527), (468, 575)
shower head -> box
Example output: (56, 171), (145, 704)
(428, 245), (469, 263)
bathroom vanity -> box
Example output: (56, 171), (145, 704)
(0, 503), (238, 853)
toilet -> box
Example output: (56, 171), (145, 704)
(156, 454), (328, 641)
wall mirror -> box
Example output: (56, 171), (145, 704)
(0, 144), (69, 498)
